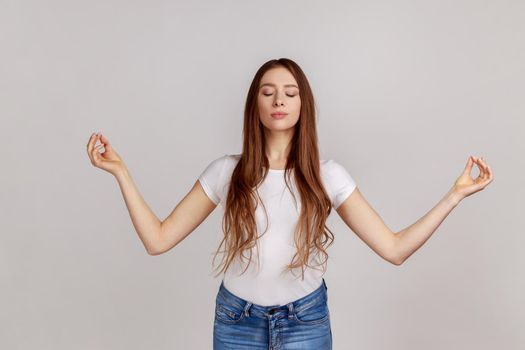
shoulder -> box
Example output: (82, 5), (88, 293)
(204, 153), (240, 168)
(222, 153), (241, 174)
(320, 159), (347, 178)
(201, 153), (241, 180)
(320, 158), (357, 181)
(225, 153), (242, 165)
(319, 158), (358, 208)
(198, 153), (241, 205)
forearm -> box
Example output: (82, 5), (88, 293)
(114, 166), (162, 254)
(394, 187), (463, 264)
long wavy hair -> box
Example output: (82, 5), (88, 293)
(211, 58), (335, 281)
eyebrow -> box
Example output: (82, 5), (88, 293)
(259, 83), (299, 89)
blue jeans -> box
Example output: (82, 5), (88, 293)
(213, 278), (332, 349)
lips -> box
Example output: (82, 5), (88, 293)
(271, 112), (288, 119)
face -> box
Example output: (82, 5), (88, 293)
(257, 66), (301, 132)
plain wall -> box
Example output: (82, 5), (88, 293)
(1, 0), (523, 349)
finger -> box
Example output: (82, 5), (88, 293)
(473, 156), (486, 179)
(478, 157), (489, 180)
(480, 157), (489, 171)
(467, 155), (483, 179)
(477, 158), (485, 180)
(485, 164), (494, 183)
(90, 147), (98, 163)
(463, 156), (475, 175)
(99, 133), (108, 144)
(92, 133), (102, 148)
(94, 134), (102, 150)
(87, 133), (98, 162)
(91, 143), (103, 163)
(86, 133), (96, 153)
(481, 174), (492, 187)
(99, 133), (112, 150)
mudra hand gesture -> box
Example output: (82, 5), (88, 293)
(86, 132), (126, 177)
(453, 156), (494, 200)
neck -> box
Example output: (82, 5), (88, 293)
(264, 128), (294, 161)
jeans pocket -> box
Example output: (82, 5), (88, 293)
(293, 299), (330, 325)
(215, 301), (246, 325)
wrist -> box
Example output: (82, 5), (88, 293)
(446, 187), (463, 207)
(114, 165), (130, 182)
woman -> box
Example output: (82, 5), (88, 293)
(85, 58), (494, 349)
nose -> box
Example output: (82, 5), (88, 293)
(273, 99), (284, 107)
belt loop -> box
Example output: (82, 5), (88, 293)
(243, 302), (252, 317)
(287, 302), (294, 320)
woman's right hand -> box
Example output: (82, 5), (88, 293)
(86, 132), (126, 177)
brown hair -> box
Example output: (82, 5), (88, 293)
(211, 58), (335, 281)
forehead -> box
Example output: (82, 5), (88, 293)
(259, 67), (298, 88)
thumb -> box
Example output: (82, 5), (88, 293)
(462, 155), (475, 175)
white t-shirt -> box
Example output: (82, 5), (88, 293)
(198, 154), (357, 306)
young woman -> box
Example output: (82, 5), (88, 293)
(86, 58), (494, 349)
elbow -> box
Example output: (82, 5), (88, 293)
(381, 252), (403, 266)
(147, 225), (165, 256)
(389, 251), (405, 266)
(391, 256), (404, 266)
(387, 246), (404, 265)
(390, 233), (405, 266)
(147, 245), (165, 256)
(146, 243), (164, 256)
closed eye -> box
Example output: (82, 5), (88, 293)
(263, 93), (297, 97)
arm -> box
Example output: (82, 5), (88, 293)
(394, 188), (461, 265)
(114, 166), (163, 255)
(336, 187), (400, 265)
(395, 155), (494, 264)
(115, 167), (218, 255)
(156, 179), (218, 255)
(336, 155), (494, 265)
(87, 132), (217, 255)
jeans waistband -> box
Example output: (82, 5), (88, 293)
(216, 278), (328, 320)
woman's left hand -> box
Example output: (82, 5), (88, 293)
(452, 155), (494, 200)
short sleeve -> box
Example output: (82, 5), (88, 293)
(198, 155), (228, 205)
(322, 160), (357, 209)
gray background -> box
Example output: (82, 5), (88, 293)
(1, 0), (523, 349)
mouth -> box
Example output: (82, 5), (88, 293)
(271, 112), (288, 119)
